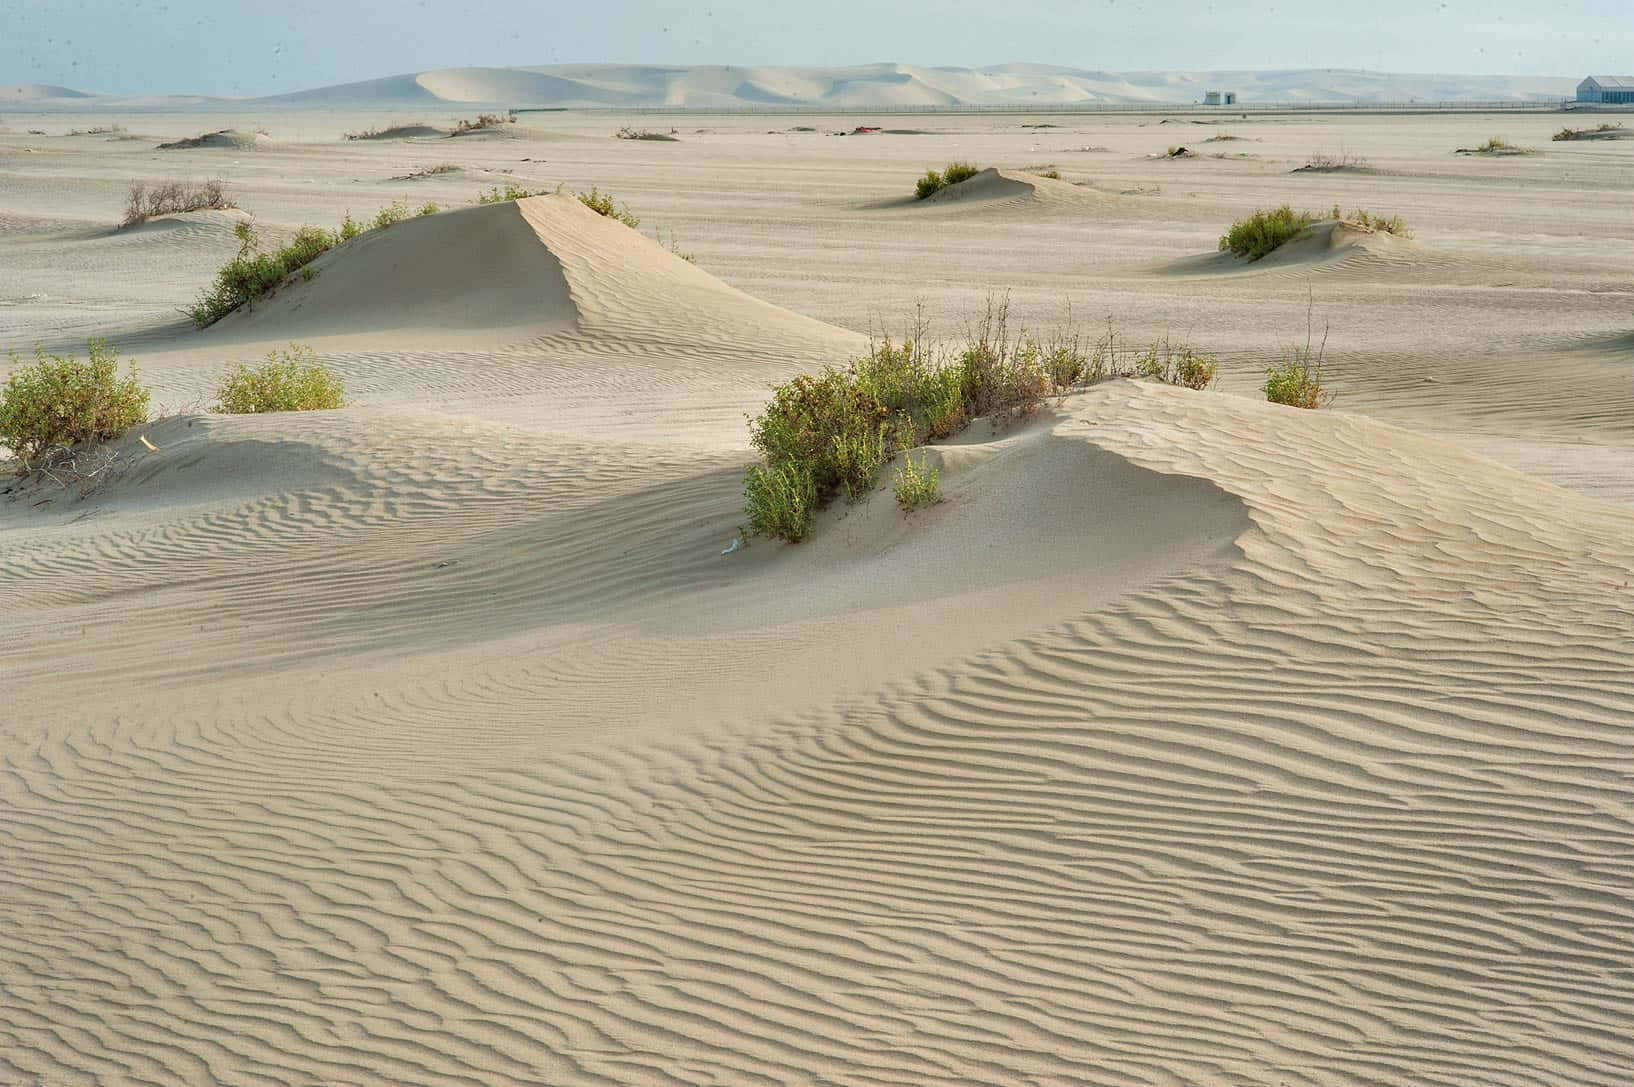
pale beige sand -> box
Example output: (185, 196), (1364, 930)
(3, 110), (1634, 1086)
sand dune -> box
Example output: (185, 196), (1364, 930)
(915, 166), (1104, 210)
(4, 106), (1634, 1087)
(208, 195), (860, 352)
(12, 65), (1579, 111)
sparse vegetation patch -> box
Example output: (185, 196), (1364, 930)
(189, 200), (434, 328)
(451, 113), (516, 135)
(1297, 149), (1368, 171)
(120, 179), (233, 228)
(1553, 122), (1625, 141)
(616, 126), (680, 141)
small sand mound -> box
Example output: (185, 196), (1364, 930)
(207, 194), (855, 353)
(347, 124), (445, 140)
(157, 129), (273, 151)
(1249, 218), (1418, 267)
(917, 167), (1101, 209)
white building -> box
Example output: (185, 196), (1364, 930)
(1203, 90), (1237, 106)
(1577, 76), (1634, 104)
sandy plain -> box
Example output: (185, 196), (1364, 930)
(2, 107), (1633, 1086)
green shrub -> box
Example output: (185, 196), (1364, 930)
(745, 460), (818, 542)
(576, 185), (640, 228)
(369, 200), (412, 230)
(1133, 337), (1217, 390)
(213, 344), (346, 413)
(477, 183), (542, 204)
(1218, 205), (1313, 261)
(1039, 168), (1062, 180)
(1342, 208), (1412, 237)
(189, 200), (446, 328)
(915, 161), (982, 199)
(417, 201), (439, 216)
(744, 296), (1050, 542)
(1264, 310), (1334, 409)
(0, 339), (149, 470)
(893, 451), (940, 511)
(189, 224), (339, 327)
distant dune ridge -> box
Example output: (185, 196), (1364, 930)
(6, 64), (1578, 110)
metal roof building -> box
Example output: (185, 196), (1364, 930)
(1577, 76), (1634, 103)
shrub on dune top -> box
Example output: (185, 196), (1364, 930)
(121, 179), (233, 228)
(0, 339), (149, 471)
(744, 297), (1048, 542)
(213, 344), (345, 413)
(1219, 204), (1313, 261)
(914, 160), (982, 200)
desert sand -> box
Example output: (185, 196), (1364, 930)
(2, 106), (1633, 1086)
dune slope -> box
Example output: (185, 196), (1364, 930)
(4, 379), (1633, 1086)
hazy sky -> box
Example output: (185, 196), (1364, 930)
(4, 0), (1630, 96)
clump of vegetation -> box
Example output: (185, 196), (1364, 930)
(477, 182), (543, 204)
(1038, 168), (1062, 179)
(0, 339), (149, 471)
(213, 344), (345, 413)
(1457, 136), (1531, 155)
(1300, 149), (1368, 170)
(452, 113), (516, 135)
(1264, 300), (1335, 409)
(189, 200), (433, 328)
(1331, 206), (1412, 237)
(1553, 122), (1625, 141)
(743, 297), (1050, 542)
(1219, 205), (1313, 261)
(616, 126), (680, 141)
(391, 163), (459, 181)
(893, 451), (940, 511)
(120, 179), (233, 228)
(575, 185), (640, 228)
(1134, 337), (1218, 390)
(914, 161), (982, 199)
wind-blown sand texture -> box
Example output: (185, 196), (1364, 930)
(3, 108), (1634, 1086)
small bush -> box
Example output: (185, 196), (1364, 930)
(0, 339), (149, 471)
(914, 161), (983, 199)
(1338, 208), (1412, 237)
(744, 295), (1050, 542)
(121, 179), (233, 228)
(1302, 149), (1367, 170)
(893, 452), (940, 511)
(1134, 337), (1217, 390)
(745, 460), (818, 542)
(369, 200), (412, 230)
(616, 126), (680, 141)
(1039, 168), (1062, 180)
(452, 113), (511, 135)
(576, 185), (640, 228)
(1219, 205), (1313, 261)
(1264, 303), (1335, 409)
(213, 344), (345, 413)
(418, 201), (439, 216)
